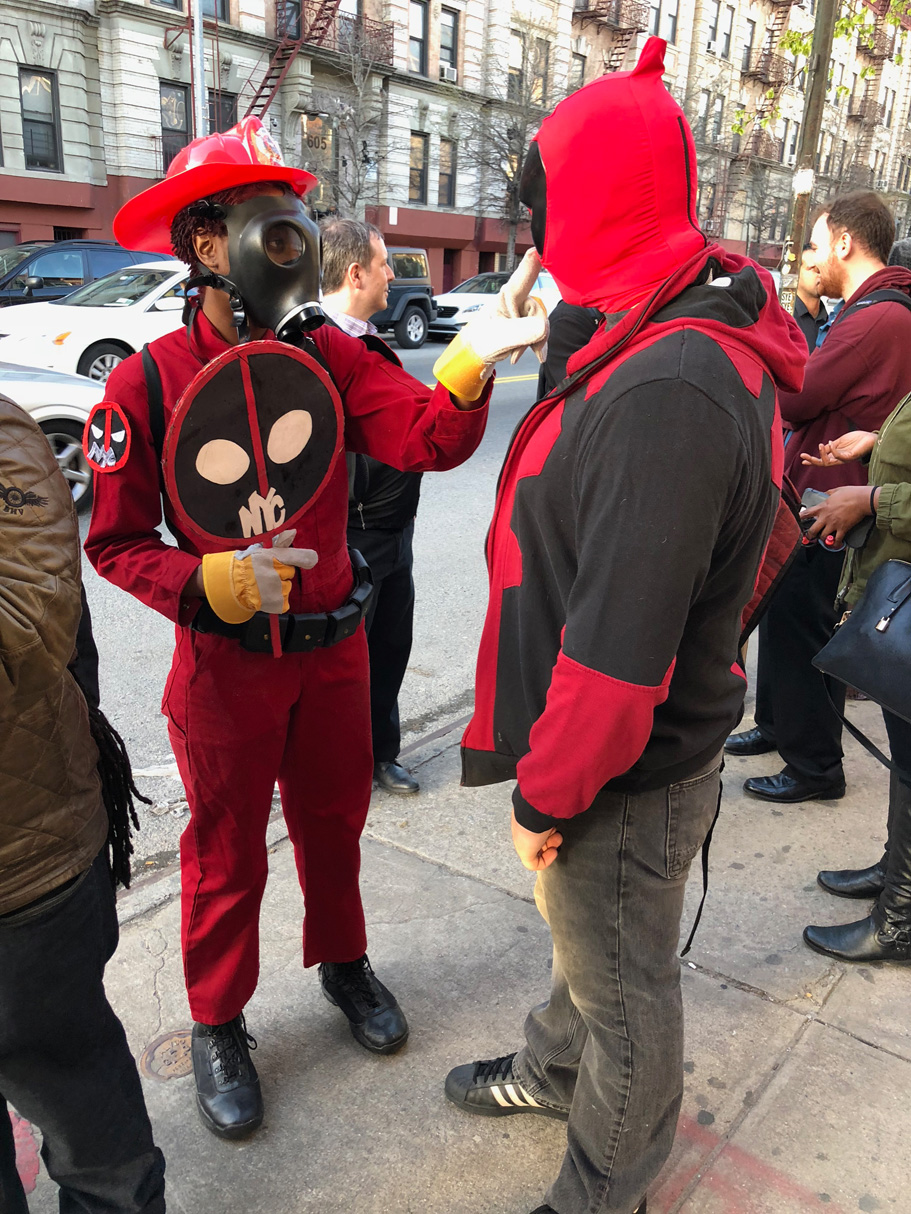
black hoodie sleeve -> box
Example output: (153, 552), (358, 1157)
(512, 377), (742, 831)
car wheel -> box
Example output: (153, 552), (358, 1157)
(39, 420), (93, 514)
(394, 306), (428, 349)
(77, 342), (130, 384)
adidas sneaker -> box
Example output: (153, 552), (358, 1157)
(444, 1053), (568, 1120)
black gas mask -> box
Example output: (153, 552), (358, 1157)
(189, 193), (324, 342)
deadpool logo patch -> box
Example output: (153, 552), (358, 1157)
(84, 403), (132, 473)
(162, 340), (343, 546)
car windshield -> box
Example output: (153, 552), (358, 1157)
(55, 268), (180, 307)
(0, 246), (44, 279)
(451, 276), (506, 295)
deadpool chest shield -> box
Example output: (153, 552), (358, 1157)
(162, 340), (343, 547)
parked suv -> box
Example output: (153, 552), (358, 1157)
(0, 240), (151, 308)
(369, 247), (437, 348)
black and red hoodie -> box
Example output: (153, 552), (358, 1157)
(460, 38), (808, 832)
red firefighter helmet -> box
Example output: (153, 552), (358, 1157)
(114, 116), (317, 255)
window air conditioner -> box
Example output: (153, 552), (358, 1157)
(787, 153), (796, 166)
(707, 39), (719, 54)
(440, 64), (458, 83)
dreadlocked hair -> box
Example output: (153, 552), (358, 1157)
(87, 701), (151, 890)
(170, 179), (295, 272)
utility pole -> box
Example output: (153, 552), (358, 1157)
(191, 0), (208, 141)
(779, 0), (838, 313)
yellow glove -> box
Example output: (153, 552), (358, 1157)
(201, 530), (318, 624)
(433, 252), (549, 401)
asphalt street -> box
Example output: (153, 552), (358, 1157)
(78, 342), (542, 868)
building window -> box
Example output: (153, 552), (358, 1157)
(570, 52), (586, 91)
(440, 8), (458, 71)
(152, 0), (183, 10)
(789, 121), (799, 161)
(19, 68), (62, 172)
(160, 81), (191, 173)
(742, 19), (755, 71)
(710, 94), (725, 142)
(884, 87), (896, 128)
(831, 60), (844, 106)
(720, 6), (734, 59)
(531, 38), (550, 106)
(778, 118), (789, 163)
(706, 0), (720, 51)
(208, 90), (237, 133)
(695, 89), (710, 141)
(648, 0), (677, 43)
(409, 131), (428, 202)
(202, 0), (229, 18)
(409, 1), (428, 74)
(438, 137), (456, 206)
(508, 30), (525, 101)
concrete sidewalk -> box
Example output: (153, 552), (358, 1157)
(19, 699), (911, 1214)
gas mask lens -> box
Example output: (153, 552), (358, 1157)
(264, 223), (304, 266)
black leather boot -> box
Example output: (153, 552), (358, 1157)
(817, 769), (907, 898)
(192, 1014), (263, 1139)
(805, 775), (911, 964)
(320, 954), (409, 1053)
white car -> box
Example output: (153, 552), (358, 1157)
(0, 261), (188, 384)
(429, 269), (562, 338)
(0, 361), (104, 512)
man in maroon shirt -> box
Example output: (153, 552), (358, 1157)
(727, 191), (911, 802)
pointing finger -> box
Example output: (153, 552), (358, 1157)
(278, 548), (319, 570)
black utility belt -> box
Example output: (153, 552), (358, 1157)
(192, 547), (373, 654)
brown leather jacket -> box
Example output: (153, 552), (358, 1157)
(0, 394), (107, 914)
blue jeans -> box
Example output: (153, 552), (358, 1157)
(513, 759), (722, 1214)
(0, 853), (165, 1213)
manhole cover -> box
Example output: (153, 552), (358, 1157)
(140, 1029), (193, 1081)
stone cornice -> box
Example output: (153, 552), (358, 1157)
(2, 0), (99, 27)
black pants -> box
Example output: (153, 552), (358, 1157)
(754, 543), (846, 783)
(0, 854), (165, 1213)
(350, 522), (416, 765)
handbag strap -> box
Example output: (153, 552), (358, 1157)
(824, 675), (911, 786)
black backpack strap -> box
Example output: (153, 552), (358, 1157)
(837, 289), (911, 328)
(141, 343), (165, 465)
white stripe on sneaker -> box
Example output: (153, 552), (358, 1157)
(490, 1085), (512, 1108)
(504, 1084), (527, 1106)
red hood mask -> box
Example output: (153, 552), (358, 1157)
(520, 37), (707, 312)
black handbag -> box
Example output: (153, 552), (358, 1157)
(812, 558), (911, 779)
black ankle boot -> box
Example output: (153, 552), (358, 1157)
(192, 1014), (263, 1139)
(804, 903), (911, 962)
(806, 772), (911, 964)
(817, 859), (886, 899)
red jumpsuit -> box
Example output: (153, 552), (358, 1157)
(85, 312), (488, 1024)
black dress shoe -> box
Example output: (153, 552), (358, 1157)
(724, 727), (776, 757)
(374, 760), (420, 795)
(817, 861), (886, 899)
(192, 1014), (263, 1139)
(804, 906), (911, 963)
(445, 1053), (568, 1120)
(320, 954), (408, 1054)
(743, 771), (846, 803)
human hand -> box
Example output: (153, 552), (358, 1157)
(511, 807), (563, 871)
(201, 529), (318, 623)
(800, 431), (877, 467)
(433, 307), (549, 401)
(800, 486), (873, 547)
(494, 249), (549, 365)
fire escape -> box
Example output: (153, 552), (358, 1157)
(845, 16), (891, 187)
(242, 0), (395, 120)
(704, 0), (799, 239)
(573, 0), (650, 74)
